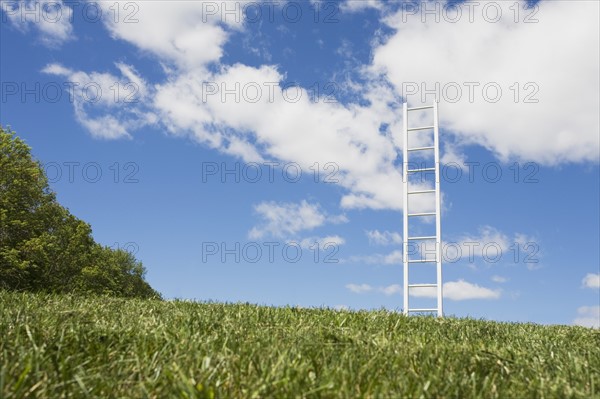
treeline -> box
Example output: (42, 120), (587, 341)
(0, 126), (160, 299)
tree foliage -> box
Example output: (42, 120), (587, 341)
(0, 126), (160, 299)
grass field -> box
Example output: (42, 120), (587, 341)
(1, 291), (598, 398)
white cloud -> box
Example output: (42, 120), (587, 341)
(455, 225), (510, 254)
(340, 0), (383, 13)
(346, 283), (373, 294)
(39, 0), (415, 211)
(47, 1), (599, 214)
(328, 213), (349, 224)
(379, 284), (402, 296)
(345, 283), (402, 296)
(371, 0), (600, 164)
(42, 62), (155, 139)
(443, 226), (539, 267)
(573, 306), (600, 329)
(444, 280), (501, 300)
(491, 275), (508, 283)
(440, 143), (467, 171)
(297, 235), (345, 250)
(1, 0), (74, 46)
(382, 250), (403, 265)
(336, 39), (354, 59)
(248, 200), (346, 239)
(344, 249), (403, 266)
(411, 279), (501, 301)
(33, 2), (431, 212)
(152, 62), (409, 211)
(348, 225), (538, 268)
(366, 230), (402, 246)
(97, 1), (248, 71)
(582, 273), (600, 289)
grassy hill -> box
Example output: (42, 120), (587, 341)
(1, 291), (598, 398)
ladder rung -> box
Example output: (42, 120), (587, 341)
(408, 146), (435, 152)
(407, 105), (434, 111)
(408, 284), (437, 288)
(408, 212), (436, 217)
(408, 308), (438, 312)
(407, 189), (435, 194)
(407, 168), (436, 173)
(407, 259), (437, 263)
(407, 126), (435, 131)
(407, 236), (437, 241)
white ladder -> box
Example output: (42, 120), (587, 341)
(402, 102), (443, 317)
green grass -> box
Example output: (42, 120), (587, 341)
(1, 291), (598, 398)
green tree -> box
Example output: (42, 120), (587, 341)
(0, 126), (160, 298)
(0, 126), (56, 288)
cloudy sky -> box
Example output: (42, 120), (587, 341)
(1, 0), (598, 327)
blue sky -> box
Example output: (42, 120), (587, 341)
(1, 0), (598, 327)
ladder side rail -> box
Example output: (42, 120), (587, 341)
(402, 102), (409, 316)
(433, 101), (443, 317)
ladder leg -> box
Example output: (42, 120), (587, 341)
(433, 101), (443, 317)
(402, 102), (409, 316)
